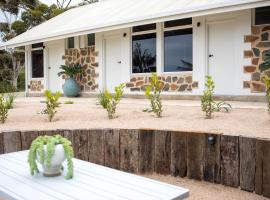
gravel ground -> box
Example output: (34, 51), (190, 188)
(1, 97), (269, 138)
(143, 174), (268, 200)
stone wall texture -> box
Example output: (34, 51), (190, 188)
(63, 47), (99, 92)
(28, 80), (44, 92)
(244, 25), (270, 92)
(126, 73), (198, 92)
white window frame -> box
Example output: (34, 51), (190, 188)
(30, 46), (44, 79)
(162, 23), (193, 74)
(253, 7), (270, 26)
(66, 37), (75, 49)
(131, 26), (157, 75)
(85, 33), (95, 47)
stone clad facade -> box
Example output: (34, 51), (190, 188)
(28, 80), (44, 92)
(63, 47), (99, 92)
(126, 73), (198, 92)
(244, 25), (270, 92)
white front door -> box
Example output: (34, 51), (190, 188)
(105, 35), (122, 92)
(208, 20), (236, 95)
(47, 45), (64, 93)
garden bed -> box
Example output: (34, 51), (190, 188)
(0, 98), (269, 139)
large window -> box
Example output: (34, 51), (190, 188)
(87, 33), (95, 46)
(132, 24), (156, 73)
(31, 49), (44, 78)
(163, 18), (193, 72)
(255, 6), (270, 25)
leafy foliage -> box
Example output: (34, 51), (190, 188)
(58, 63), (83, 78)
(0, 80), (17, 93)
(41, 90), (61, 122)
(144, 73), (162, 117)
(259, 50), (270, 72)
(5, 93), (15, 109)
(201, 76), (232, 119)
(28, 134), (74, 180)
(99, 83), (125, 119)
(263, 74), (270, 113)
(97, 91), (109, 109)
(0, 95), (8, 123)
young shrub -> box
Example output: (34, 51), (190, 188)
(144, 73), (163, 117)
(99, 83), (125, 119)
(5, 93), (15, 109)
(0, 95), (8, 123)
(41, 90), (61, 122)
(201, 76), (231, 119)
(28, 134), (74, 180)
(97, 91), (109, 109)
(263, 74), (270, 113)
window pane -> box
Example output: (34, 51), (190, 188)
(164, 28), (193, 72)
(67, 37), (74, 49)
(87, 33), (95, 46)
(32, 43), (43, 49)
(132, 33), (156, 73)
(132, 23), (156, 33)
(164, 18), (192, 28)
(255, 6), (270, 25)
(32, 50), (44, 78)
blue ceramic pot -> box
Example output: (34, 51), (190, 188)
(63, 77), (80, 97)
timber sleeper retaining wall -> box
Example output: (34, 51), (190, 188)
(0, 129), (269, 198)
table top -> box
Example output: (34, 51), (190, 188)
(0, 151), (189, 200)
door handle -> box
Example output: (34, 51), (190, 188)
(48, 67), (51, 69)
(209, 54), (214, 58)
(117, 61), (121, 64)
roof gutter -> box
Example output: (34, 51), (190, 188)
(2, 0), (270, 49)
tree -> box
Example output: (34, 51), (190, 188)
(0, 0), (68, 89)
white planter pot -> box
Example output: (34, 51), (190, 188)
(37, 144), (66, 177)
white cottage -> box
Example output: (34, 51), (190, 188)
(1, 0), (270, 99)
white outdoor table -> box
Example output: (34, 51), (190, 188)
(0, 151), (189, 200)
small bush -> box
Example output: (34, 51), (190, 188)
(5, 93), (15, 109)
(263, 74), (270, 113)
(201, 76), (231, 119)
(0, 95), (9, 123)
(41, 90), (61, 122)
(99, 83), (125, 119)
(0, 81), (16, 93)
(63, 100), (74, 104)
(17, 71), (25, 91)
(144, 73), (163, 117)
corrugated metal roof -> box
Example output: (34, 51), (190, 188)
(1, 0), (270, 48)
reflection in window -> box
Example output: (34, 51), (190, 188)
(164, 28), (193, 72)
(67, 37), (74, 49)
(132, 33), (156, 73)
(32, 49), (44, 78)
(87, 33), (95, 46)
(255, 6), (270, 25)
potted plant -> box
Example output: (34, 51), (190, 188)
(58, 63), (83, 97)
(28, 135), (74, 179)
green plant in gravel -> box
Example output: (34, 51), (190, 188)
(0, 95), (8, 123)
(28, 135), (74, 180)
(97, 90), (109, 109)
(263, 74), (270, 113)
(99, 83), (125, 119)
(201, 76), (232, 119)
(143, 73), (163, 117)
(41, 90), (61, 122)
